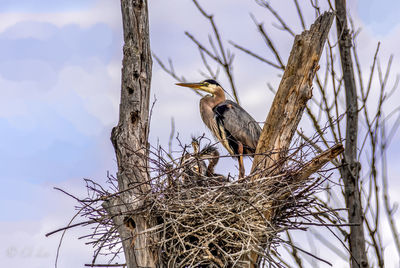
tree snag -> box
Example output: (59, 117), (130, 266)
(102, 0), (159, 267)
(251, 12), (334, 178)
(335, 0), (369, 267)
(244, 12), (335, 266)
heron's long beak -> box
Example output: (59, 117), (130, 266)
(175, 82), (205, 90)
(176, 82), (214, 94)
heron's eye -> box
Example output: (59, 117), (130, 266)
(204, 82), (209, 86)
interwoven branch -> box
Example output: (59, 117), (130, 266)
(49, 137), (343, 267)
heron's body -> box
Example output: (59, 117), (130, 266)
(176, 79), (261, 178)
(202, 99), (261, 156)
(181, 139), (227, 184)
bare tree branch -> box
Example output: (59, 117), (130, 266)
(256, 0), (296, 36)
(381, 122), (400, 262)
(251, 14), (286, 70)
(335, 0), (369, 267)
(229, 40), (282, 70)
(293, 0), (306, 30)
(189, 0), (240, 104)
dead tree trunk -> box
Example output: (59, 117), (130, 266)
(335, 0), (369, 267)
(102, 0), (159, 267)
(246, 12), (335, 266)
(251, 12), (334, 176)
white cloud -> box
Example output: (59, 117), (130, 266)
(0, 61), (119, 136)
(0, 0), (121, 33)
(48, 61), (120, 129)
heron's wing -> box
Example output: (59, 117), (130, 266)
(199, 108), (232, 156)
(214, 100), (262, 154)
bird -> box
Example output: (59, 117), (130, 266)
(180, 138), (225, 185)
(180, 141), (208, 182)
(191, 137), (227, 183)
(176, 79), (262, 179)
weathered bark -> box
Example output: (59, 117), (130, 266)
(335, 0), (369, 267)
(246, 144), (343, 267)
(245, 12), (335, 267)
(102, 0), (158, 267)
(251, 12), (334, 177)
(296, 144), (344, 181)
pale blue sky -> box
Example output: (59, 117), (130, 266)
(0, 19), (118, 222)
(0, 0), (399, 267)
(0, 0), (97, 12)
(359, 0), (400, 35)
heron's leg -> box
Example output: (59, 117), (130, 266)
(238, 142), (245, 180)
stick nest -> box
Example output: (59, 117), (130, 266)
(142, 138), (340, 267)
(50, 137), (342, 268)
(153, 174), (319, 267)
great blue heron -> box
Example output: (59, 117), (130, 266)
(192, 138), (227, 183)
(180, 138), (226, 185)
(176, 79), (262, 178)
(190, 138), (218, 177)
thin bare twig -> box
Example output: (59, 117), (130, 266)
(250, 14), (286, 70)
(256, 0), (296, 36)
(190, 0), (240, 104)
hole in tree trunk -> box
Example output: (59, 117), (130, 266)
(131, 111), (139, 124)
(123, 216), (136, 230)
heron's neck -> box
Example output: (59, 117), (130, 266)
(212, 89), (225, 107)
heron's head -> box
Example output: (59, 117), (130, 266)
(176, 79), (222, 95)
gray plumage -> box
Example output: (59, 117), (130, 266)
(213, 100), (261, 156)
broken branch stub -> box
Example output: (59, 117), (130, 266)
(296, 144), (344, 181)
(251, 12), (334, 177)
